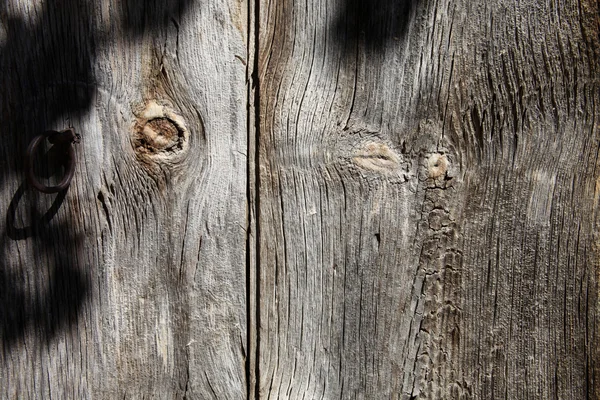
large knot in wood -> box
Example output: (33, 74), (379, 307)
(132, 101), (188, 159)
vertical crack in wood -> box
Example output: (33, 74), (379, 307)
(247, 0), (261, 397)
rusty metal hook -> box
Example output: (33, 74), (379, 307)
(25, 128), (80, 194)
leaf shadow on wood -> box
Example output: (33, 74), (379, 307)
(0, 220), (88, 348)
(332, 0), (420, 52)
(0, 0), (193, 352)
(120, 0), (193, 35)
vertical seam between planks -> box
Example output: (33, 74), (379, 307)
(253, 0), (262, 393)
(245, 0), (252, 395)
(246, 0), (253, 393)
(246, 0), (262, 397)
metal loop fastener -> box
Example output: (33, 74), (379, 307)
(25, 128), (80, 194)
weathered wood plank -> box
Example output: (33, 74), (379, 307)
(2, 0), (599, 398)
(256, 0), (599, 398)
(0, 0), (248, 398)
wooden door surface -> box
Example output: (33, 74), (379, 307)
(255, 0), (599, 398)
(0, 0), (248, 398)
(1, 0), (599, 399)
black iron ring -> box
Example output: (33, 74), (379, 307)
(25, 129), (77, 194)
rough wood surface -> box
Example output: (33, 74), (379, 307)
(0, 0), (248, 398)
(2, 0), (599, 398)
(256, 0), (599, 398)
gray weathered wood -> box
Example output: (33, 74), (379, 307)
(256, 0), (599, 398)
(2, 0), (599, 398)
(0, 0), (248, 398)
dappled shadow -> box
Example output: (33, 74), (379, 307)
(0, 221), (88, 348)
(121, 0), (193, 34)
(0, 0), (193, 351)
(332, 0), (420, 52)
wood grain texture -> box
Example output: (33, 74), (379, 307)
(256, 0), (600, 399)
(0, 0), (248, 398)
(2, 0), (599, 398)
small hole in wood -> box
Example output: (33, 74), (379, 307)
(427, 154), (448, 179)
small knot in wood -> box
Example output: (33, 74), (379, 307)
(427, 153), (448, 179)
(352, 142), (400, 173)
